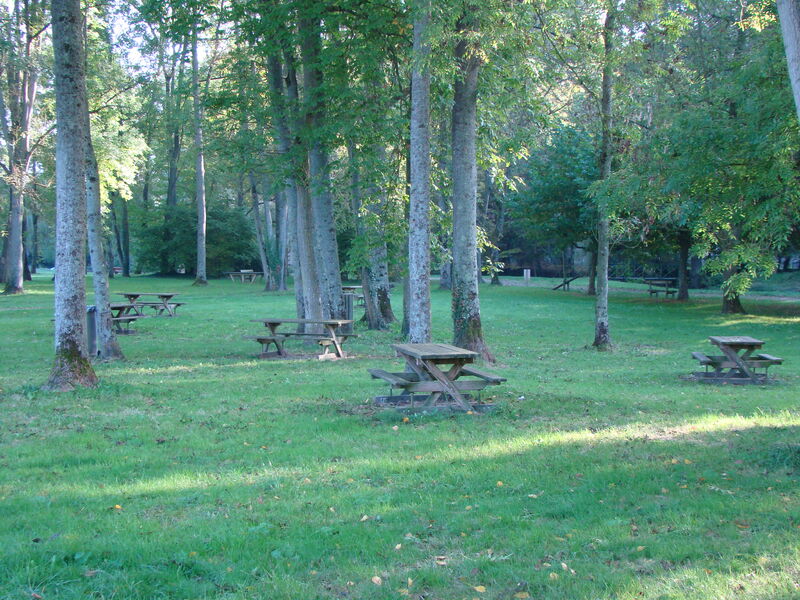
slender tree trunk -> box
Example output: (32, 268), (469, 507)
(690, 255), (702, 289)
(85, 103), (123, 360)
(778, 0), (800, 124)
(300, 17), (344, 319)
(408, 0), (433, 342)
(191, 31), (207, 285)
(587, 246), (597, 296)
(4, 188), (24, 294)
(677, 227), (690, 301)
(275, 190), (288, 291)
(47, 0), (98, 390)
(249, 172), (273, 291)
(451, 15), (492, 361)
(593, 8), (615, 351)
(25, 210), (37, 273)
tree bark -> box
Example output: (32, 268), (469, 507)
(191, 30), (207, 285)
(586, 246), (597, 296)
(85, 102), (123, 360)
(408, 0), (433, 342)
(778, 0), (800, 124)
(676, 227), (690, 301)
(451, 14), (492, 361)
(593, 7), (615, 351)
(300, 17), (344, 319)
(249, 172), (273, 291)
(47, 0), (98, 390)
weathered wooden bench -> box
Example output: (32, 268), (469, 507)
(247, 332), (359, 359)
(552, 275), (580, 291)
(691, 351), (783, 379)
(112, 315), (144, 334)
(460, 365), (507, 383)
(244, 335), (288, 358)
(369, 364), (506, 395)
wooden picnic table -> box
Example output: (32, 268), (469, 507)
(691, 335), (783, 383)
(342, 285), (362, 293)
(643, 277), (677, 298)
(248, 318), (356, 360)
(116, 292), (181, 316)
(225, 270), (263, 283)
(369, 343), (506, 411)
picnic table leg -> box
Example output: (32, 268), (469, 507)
(718, 345), (755, 379)
(325, 324), (346, 358)
(423, 359), (472, 411)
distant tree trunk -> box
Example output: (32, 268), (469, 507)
(593, 8), (615, 351)
(191, 30), (207, 285)
(676, 227), (690, 301)
(407, 2), (433, 340)
(248, 172), (273, 291)
(778, 0), (800, 124)
(26, 210), (38, 273)
(275, 190), (288, 291)
(690, 256), (702, 289)
(85, 100), (123, 360)
(47, 0), (98, 390)
(295, 182), (324, 323)
(451, 14), (492, 361)
(586, 246), (597, 296)
(722, 293), (746, 314)
(300, 17), (344, 319)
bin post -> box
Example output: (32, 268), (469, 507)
(523, 269), (531, 286)
(86, 305), (97, 357)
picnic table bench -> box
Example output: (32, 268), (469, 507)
(690, 336), (783, 383)
(247, 318), (357, 360)
(109, 302), (147, 334)
(369, 343), (506, 411)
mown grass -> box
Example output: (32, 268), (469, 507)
(1, 274), (799, 600)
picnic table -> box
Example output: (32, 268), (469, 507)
(116, 292), (183, 317)
(690, 335), (783, 384)
(643, 277), (676, 298)
(225, 270), (263, 283)
(369, 343), (506, 411)
(247, 318), (356, 360)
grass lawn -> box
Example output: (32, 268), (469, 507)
(1, 275), (799, 600)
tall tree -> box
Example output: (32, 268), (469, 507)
(0, 0), (44, 294)
(778, 0), (800, 123)
(191, 24), (207, 285)
(46, 0), (98, 390)
(407, 0), (433, 343)
(593, 5), (615, 350)
(451, 10), (492, 360)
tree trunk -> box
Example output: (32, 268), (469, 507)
(676, 227), (690, 301)
(690, 256), (702, 289)
(85, 101), (123, 360)
(300, 17), (344, 319)
(407, 0), (433, 342)
(586, 247), (597, 296)
(778, 0), (800, 124)
(593, 8), (615, 351)
(722, 293), (746, 314)
(249, 172), (273, 291)
(26, 210), (38, 273)
(47, 0), (98, 390)
(275, 190), (289, 291)
(4, 188), (25, 294)
(451, 15), (492, 361)
(191, 31), (208, 285)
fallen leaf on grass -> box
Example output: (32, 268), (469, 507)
(360, 515), (370, 522)
(513, 593), (530, 599)
(371, 576), (382, 585)
(473, 585), (486, 592)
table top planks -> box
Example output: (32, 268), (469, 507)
(709, 336), (764, 346)
(250, 318), (354, 326)
(392, 343), (478, 360)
